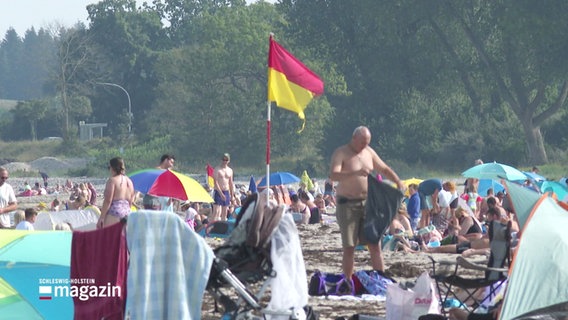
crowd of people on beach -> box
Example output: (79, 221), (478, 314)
(383, 176), (520, 258)
(2, 125), (567, 319)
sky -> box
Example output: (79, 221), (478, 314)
(0, 0), (106, 37)
(1, 0), (265, 38)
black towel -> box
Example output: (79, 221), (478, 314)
(364, 175), (404, 243)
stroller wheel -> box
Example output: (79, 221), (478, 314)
(220, 294), (238, 312)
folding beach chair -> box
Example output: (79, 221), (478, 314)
(428, 219), (512, 316)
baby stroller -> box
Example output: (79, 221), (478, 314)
(206, 193), (313, 320)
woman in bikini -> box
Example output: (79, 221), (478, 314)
(97, 157), (135, 229)
(453, 206), (483, 242)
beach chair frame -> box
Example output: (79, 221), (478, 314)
(428, 220), (511, 316)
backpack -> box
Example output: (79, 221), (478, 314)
(308, 270), (327, 296)
(308, 271), (358, 296)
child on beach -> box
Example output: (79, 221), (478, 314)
(13, 210), (25, 227)
(15, 208), (38, 230)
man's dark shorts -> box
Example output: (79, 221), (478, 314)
(214, 190), (230, 206)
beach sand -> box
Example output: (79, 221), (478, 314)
(9, 176), (478, 319)
(200, 220), (481, 320)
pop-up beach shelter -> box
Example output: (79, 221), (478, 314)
(499, 182), (568, 319)
(34, 209), (100, 231)
(0, 231), (73, 319)
(537, 180), (568, 200)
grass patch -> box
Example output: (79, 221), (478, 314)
(0, 140), (67, 162)
(0, 99), (17, 111)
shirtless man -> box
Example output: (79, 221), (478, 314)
(157, 154), (175, 170)
(212, 153), (234, 221)
(329, 126), (404, 293)
(152, 154), (175, 210)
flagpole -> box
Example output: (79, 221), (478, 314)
(266, 101), (271, 203)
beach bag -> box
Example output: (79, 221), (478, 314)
(386, 272), (440, 320)
(308, 271), (356, 296)
(308, 270), (327, 296)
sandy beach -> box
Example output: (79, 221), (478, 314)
(10, 177), (107, 209)
(7, 175), (475, 320)
(199, 221), (388, 319)
(200, 220), (479, 320)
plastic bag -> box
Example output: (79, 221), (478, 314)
(267, 214), (307, 320)
(386, 272), (440, 320)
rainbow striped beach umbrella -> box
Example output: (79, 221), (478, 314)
(129, 169), (213, 203)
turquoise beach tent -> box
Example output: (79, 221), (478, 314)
(505, 182), (541, 230)
(499, 182), (568, 319)
(537, 180), (568, 200)
(0, 231), (73, 319)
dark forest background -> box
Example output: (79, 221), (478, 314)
(1, 0), (567, 176)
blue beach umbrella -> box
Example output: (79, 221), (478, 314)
(477, 179), (505, 197)
(522, 171), (546, 182)
(462, 161), (526, 181)
(257, 172), (301, 187)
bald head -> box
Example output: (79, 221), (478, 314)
(350, 126), (371, 152)
(353, 126), (370, 138)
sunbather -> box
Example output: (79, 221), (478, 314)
(422, 207), (514, 255)
(449, 206), (483, 243)
(384, 203), (418, 252)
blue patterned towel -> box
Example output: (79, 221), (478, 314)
(125, 210), (214, 319)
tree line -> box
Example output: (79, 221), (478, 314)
(0, 0), (566, 175)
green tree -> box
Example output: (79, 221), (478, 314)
(86, 0), (167, 137)
(146, 2), (337, 167)
(280, 0), (437, 159)
(152, 0), (246, 44)
(52, 27), (99, 140)
(0, 29), (24, 99)
(2, 100), (48, 140)
(281, 0), (568, 166)
(427, 0), (568, 164)
(20, 28), (58, 99)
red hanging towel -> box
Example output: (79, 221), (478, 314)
(70, 222), (128, 320)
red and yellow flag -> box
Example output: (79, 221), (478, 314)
(206, 164), (214, 189)
(268, 35), (324, 121)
